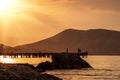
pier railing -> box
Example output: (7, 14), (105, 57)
(0, 52), (88, 58)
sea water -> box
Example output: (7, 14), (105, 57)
(46, 56), (120, 80)
(0, 56), (120, 80)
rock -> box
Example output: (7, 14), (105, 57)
(0, 64), (62, 80)
(18, 63), (35, 70)
(52, 53), (92, 69)
(36, 53), (92, 70)
(36, 61), (55, 70)
(34, 68), (45, 72)
(0, 69), (21, 80)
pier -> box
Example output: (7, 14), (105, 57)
(0, 52), (88, 58)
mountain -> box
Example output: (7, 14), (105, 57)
(0, 44), (14, 53)
(16, 29), (120, 55)
(0, 44), (34, 53)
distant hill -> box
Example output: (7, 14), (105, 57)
(16, 29), (120, 55)
(0, 44), (13, 53)
(0, 44), (39, 53)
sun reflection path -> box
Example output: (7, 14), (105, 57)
(0, 56), (14, 63)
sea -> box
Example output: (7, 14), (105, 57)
(0, 55), (120, 80)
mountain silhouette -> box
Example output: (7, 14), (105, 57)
(0, 44), (13, 53)
(16, 29), (120, 55)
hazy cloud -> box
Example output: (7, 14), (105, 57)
(35, 0), (120, 12)
(70, 0), (120, 11)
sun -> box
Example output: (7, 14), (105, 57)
(0, 0), (22, 16)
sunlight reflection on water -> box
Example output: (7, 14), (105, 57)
(0, 55), (52, 66)
(0, 56), (14, 63)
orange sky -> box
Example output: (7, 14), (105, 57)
(0, 0), (120, 46)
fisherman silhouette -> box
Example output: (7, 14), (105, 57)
(85, 51), (88, 58)
(78, 48), (81, 53)
(66, 48), (68, 53)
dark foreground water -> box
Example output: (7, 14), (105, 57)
(0, 56), (120, 80)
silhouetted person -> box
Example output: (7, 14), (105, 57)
(85, 51), (88, 58)
(78, 48), (81, 53)
(66, 48), (68, 53)
(82, 51), (88, 58)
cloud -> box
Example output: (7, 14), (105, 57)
(71, 0), (120, 11)
(34, 0), (120, 12)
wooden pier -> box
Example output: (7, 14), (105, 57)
(0, 52), (88, 58)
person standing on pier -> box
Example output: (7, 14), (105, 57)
(85, 51), (88, 58)
(78, 48), (81, 53)
(66, 48), (69, 53)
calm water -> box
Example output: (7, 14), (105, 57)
(0, 56), (120, 80)
(46, 56), (120, 80)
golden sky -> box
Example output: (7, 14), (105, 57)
(0, 0), (120, 46)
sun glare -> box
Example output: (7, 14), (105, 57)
(0, 56), (14, 63)
(0, 0), (22, 16)
(0, 0), (44, 46)
(2, 58), (14, 63)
